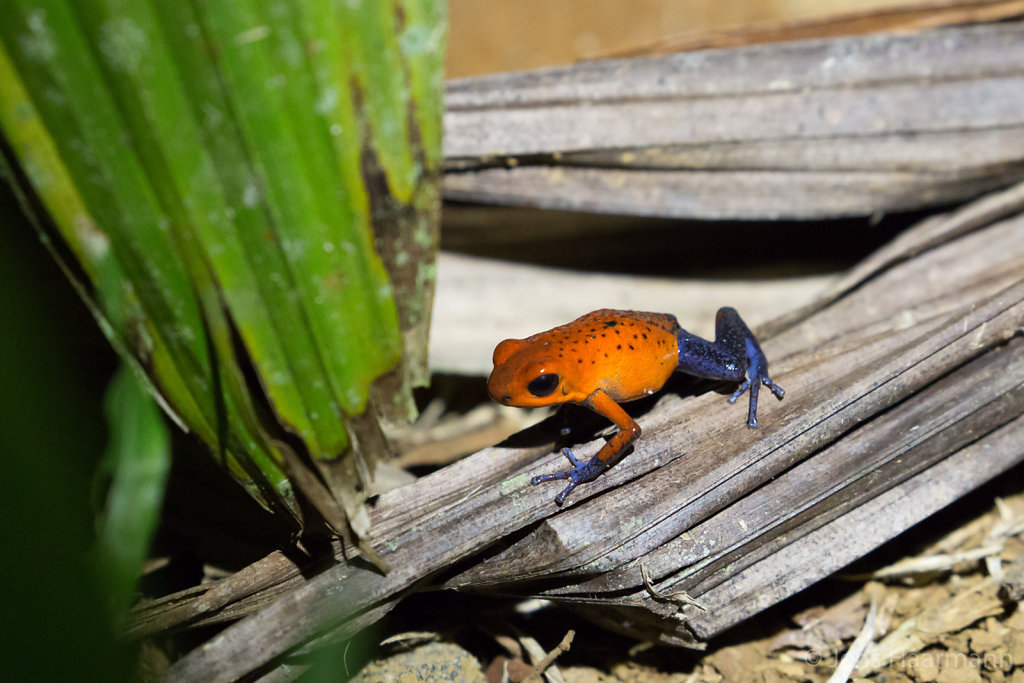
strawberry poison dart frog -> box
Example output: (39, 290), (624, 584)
(488, 308), (784, 505)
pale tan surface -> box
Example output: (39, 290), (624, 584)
(446, 0), (910, 77)
(429, 252), (832, 375)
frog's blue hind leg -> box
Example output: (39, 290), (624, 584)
(675, 307), (784, 428)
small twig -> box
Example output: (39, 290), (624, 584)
(522, 630), (574, 683)
(828, 586), (881, 683)
(378, 631), (439, 648)
(843, 544), (1005, 580)
(641, 564), (707, 611)
(985, 497), (1024, 579)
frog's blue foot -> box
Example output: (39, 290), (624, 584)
(676, 308), (785, 430)
(531, 447), (606, 505)
(727, 362), (785, 428)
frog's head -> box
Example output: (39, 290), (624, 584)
(487, 338), (572, 408)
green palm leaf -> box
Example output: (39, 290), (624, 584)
(0, 0), (445, 557)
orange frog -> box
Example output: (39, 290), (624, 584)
(488, 308), (784, 504)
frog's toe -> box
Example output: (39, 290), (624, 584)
(763, 375), (785, 400)
(531, 448), (603, 505)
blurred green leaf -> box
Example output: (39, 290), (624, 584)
(0, 182), (128, 682)
(94, 364), (170, 623)
(0, 0), (445, 541)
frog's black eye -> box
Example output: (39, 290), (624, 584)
(527, 373), (560, 397)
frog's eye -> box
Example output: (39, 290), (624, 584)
(527, 373), (560, 398)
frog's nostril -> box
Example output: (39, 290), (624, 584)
(502, 395), (511, 403)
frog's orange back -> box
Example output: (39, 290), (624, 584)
(488, 309), (681, 406)
(562, 310), (680, 401)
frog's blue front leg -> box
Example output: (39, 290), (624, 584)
(676, 307), (784, 428)
(531, 390), (641, 505)
(530, 447), (608, 505)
